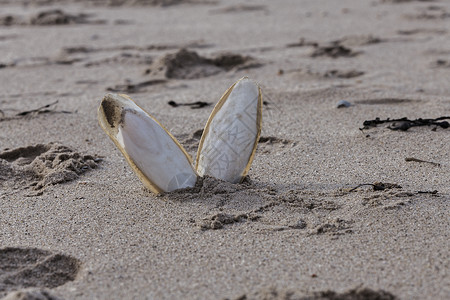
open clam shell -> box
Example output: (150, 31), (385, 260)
(196, 77), (262, 183)
(98, 93), (197, 194)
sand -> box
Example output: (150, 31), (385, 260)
(0, 0), (449, 299)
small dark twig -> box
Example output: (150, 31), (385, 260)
(16, 100), (60, 116)
(1, 101), (71, 122)
(348, 182), (402, 192)
(417, 190), (438, 195)
(405, 157), (440, 167)
(168, 100), (211, 109)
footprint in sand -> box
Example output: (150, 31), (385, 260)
(397, 28), (447, 35)
(283, 68), (365, 81)
(0, 10), (105, 27)
(2, 288), (62, 300)
(333, 35), (384, 47)
(145, 48), (262, 80)
(163, 176), (342, 232)
(405, 6), (450, 20)
(211, 4), (267, 14)
(308, 218), (354, 236)
(382, 0), (435, 4)
(361, 191), (416, 210)
(230, 286), (398, 300)
(108, 49), (262, 93)
(2, 0), (214, 7)
(0, 143), (100, 193)
(0, 247), (80, 298)
(57, 41), (210, 69)
(257, 136), (296, 154)
(310, 43), (361, 58)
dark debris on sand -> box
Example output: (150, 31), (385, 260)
(227, 286), (398, 300)
(348, 182), (402, 192)
(361, 117), (450, 131)
(323, 69), (364, 79)
(106, 79), (167, 93)
(30, 10), (105, 25)
(145, 48), (261, 79)
(167, 100), (211, 109)
(311, 42), (361, 58)
(0, 10), (105, 26)
(0, 101), (72, 123)
(0, 0), (211, 6)
(433, 59), (450, 68)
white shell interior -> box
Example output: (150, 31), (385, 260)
(197, 78), (260, 183)
(107, 96), (197, 192)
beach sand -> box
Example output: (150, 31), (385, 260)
(0, 0), (449, 299)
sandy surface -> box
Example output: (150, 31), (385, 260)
(0, 0), (449, 299)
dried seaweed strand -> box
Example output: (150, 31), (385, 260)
(417, 190), (438, 195)
(0, 101), (72, 122)
(16, 100), (71, 116)
(362, 116), (450, 131)
(167, 100), (211, 109)
(349, 182), (402, 192)
(405, 157), (440, 167)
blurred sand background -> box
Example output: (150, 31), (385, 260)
(0, 0), (449, 299)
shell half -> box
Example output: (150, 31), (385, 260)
(196, 77), (262, 183)
(98, 93), (198, 194)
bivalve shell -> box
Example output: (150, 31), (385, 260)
(196, 77), (262, 183)
(98, 93), (197, 194)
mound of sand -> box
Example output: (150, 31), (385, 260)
(146, 48), (260, 79)
(0, 143), (100, 191)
